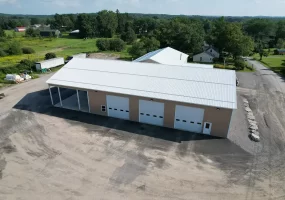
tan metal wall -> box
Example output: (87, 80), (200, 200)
(87, 90), (233, 138)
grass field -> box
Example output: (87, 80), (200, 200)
(0, 36), (100, 68)
(253, 51), (285, 73)
(0, 31), (134, 68)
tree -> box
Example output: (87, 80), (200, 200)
(109, 39), (125, 51)
(7, 41), (22, 55)
(141, 37), (160, 52)
(96, 10), (118, 38)
(45, 52), (56, 60)
(25, 28), (39, 37)
(128, 42), (147, 58)
(76, 14), (96, 38)
(276, 38), (285, 49)
(0, 27), (5, 37)
(96, 39), (110, 51)
(121, 27), (137, 44)
(276, 21), (285, 40)
(31, 17), (40, 25)
(209, 21), (254, 58)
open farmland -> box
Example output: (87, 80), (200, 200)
(0, 35), (99, 68)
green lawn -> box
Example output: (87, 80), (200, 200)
(253, 52), (285, 73)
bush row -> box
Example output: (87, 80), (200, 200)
(96, 39), (125, 52)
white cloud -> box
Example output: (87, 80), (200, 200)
(0, 0), (17, 4)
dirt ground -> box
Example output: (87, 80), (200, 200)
(88, 53), (120, 60)
(0, 60), (285, 200)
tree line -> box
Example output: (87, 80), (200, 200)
(3, 11), (285, 59)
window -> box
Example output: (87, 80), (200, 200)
(120, 109), (124, 112)
(176, 119), (180, 121)
(190, 121), (194, 124)
(101, 105), (106, 112)
(159, 116), (163, 119)
(210, 49), (212, 53)
(153, 115), (157, 117)
(197, 122), (202, 125)
(140, 113), (144, 115)
(183, 120), (187, 123)
(109, 108), (112, 110)
(114, 108), (117, 111)
(126, 110), (129, 113)
(146, 114), (150, 116)
(205, 123), (210, 129)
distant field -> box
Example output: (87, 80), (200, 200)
(4, 30), (25, 37)
(0, 32), (133, 68)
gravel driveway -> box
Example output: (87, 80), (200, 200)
(0, 61), (285, 200)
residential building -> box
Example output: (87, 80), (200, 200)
(15, 27), (26, 32)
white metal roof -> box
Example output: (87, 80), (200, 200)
(182, 63), (213, 69)
(47, 58), (237, 109)
(134, 47), (189, 66)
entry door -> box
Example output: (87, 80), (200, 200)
(174, 105), (204, 133)
(139, 100), (164, 126)
(203, 122), (212, 135)
(106, 95), (130, 120)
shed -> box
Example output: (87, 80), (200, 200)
(46, 58), (237, 138)
(36, 57), (64, 71)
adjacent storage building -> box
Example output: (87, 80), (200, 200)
(134, 47), (213, 68)
(46, 58), (237, 138)
(36, 57), (64, 71)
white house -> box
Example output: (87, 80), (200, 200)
(193, 46), (220, 63)
(193, 52), (215, 63)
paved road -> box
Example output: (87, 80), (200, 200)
(235, 59), (285, 199)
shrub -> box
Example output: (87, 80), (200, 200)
(214, 64), (225, 69)
(45, 52), (56, 60)
(280, 68), (285, 76)
(0, 48), (6, 57)
(109, 39), (125, 52)
(96, 39), (110, 51)
(7, 41), (22, 55)
(128, 42), (147, 58)
(18, 59), (35, 71)
(234, 58), (246, 70)
(22, 47), (35, 54)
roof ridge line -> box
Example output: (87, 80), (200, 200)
(65, 67), (235, 86)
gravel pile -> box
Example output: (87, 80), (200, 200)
(243, 98), (260, 142)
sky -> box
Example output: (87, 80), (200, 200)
(0, 0), (285, 16)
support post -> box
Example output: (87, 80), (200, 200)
(87, 91), (91, 113)
(77, 90), (81, 111)
(58, 87), (63, 107)
(48, 85), (54, 105)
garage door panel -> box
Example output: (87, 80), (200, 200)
(107, 95), (130, 120)
(139, 100), (164, 126)
(174, 105), (204, 133)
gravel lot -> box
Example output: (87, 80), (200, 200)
(0, 61), (285, 199)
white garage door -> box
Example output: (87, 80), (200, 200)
(174, 105), (204, 133)
(107, 95), (130, 120)
(139, 100), (164, 126)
